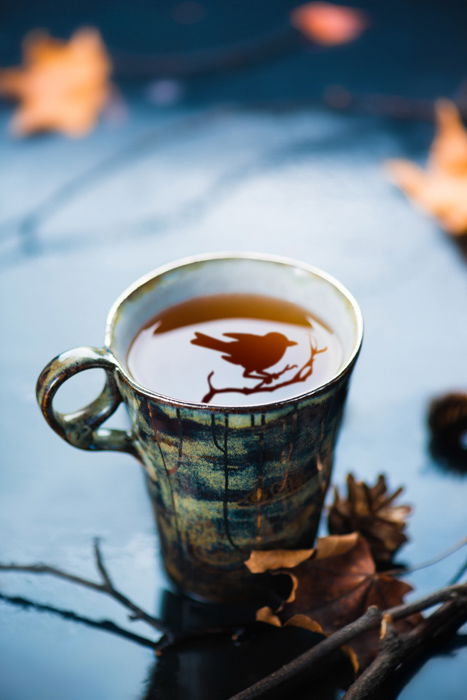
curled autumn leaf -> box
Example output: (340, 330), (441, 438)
(246, 533), (419, 667)
(290, 2), (368, 46)
(328, 473), (412, 563)
(0, 28), (112, 136)
(387, 99), (467, 236)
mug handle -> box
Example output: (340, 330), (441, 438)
(36, 346), (137, 456)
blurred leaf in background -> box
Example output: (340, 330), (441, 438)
(387, 100), (467, 236)
(0, 28), (112, 137)
(290, 2), (368, 45)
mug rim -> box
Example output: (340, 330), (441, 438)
(105, 251), (364, 411)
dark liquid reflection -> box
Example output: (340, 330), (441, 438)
(143, 589), (353, 700)
(191, 329), (326, 404)
(127, 293), (339, 406)
(1, 583), (465, 700)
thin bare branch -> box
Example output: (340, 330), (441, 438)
(387, 583), (467, 620)
(386, 537), (467, 578)
(0, 591), (157, 650)
(93, 538), (114, 589)
(343, 596), (467, 700)
(112, 27), (297, 80)
(0, 545), (170, 637)
(0, 562), (103, 592)
(202, 341), (326, 404)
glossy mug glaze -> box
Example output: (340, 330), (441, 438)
(36, 253), (363, 601)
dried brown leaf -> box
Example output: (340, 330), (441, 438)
(245, 548), (313, 574)
(249, 533), (419, 667)
(285, 615), (361, 673)
(256, 606), (282, 627)
(284, 614), (325, 634)
(313, 532), (359, 559)
(0, 28), (112, 136)
(387, 99), (467, 235)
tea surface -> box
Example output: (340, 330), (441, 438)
(126, 293), (343, 406)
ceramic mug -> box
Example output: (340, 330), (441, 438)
(36, 253), (363, 601)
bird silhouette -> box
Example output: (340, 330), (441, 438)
(190, 331), (297, 381)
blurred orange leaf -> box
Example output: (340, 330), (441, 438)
(387, 100), (467, 236)
(290, 2), (368, 46)
(246, 533), (419, 667)
(0, 28), (112, 137)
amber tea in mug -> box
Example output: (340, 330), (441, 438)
(127, 293), (344, 406)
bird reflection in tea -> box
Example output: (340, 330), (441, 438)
(127, 293), (344, 406)
(191, 331), (298, 381)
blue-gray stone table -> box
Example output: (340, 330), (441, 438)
(0, 1), (466, 698)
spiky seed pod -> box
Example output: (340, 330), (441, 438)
(328, 473), (411, 563)
(428, 392), (467, 472)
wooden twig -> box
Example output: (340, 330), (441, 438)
(244, 83), (467, 121)
(229, 584), (467, 700)
(93, 537), (114, 588)
(343, 623), (402, 700)
(0, 562), (103, 591)
(112, 28), (299, 79)
(0, 539), (170, 637)
(230, 607), (381, 700)
(323, 86), (467, 122)
(1, 543), (466, 699)
(0, 540), (254, 651)
(343, 596), (467, 699)
(384, 537), (467, 578)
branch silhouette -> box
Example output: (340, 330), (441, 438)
(0, 541), (466, 700)
(0, 590), (157, 649)
(202, 339), (327, 404)
(0, 538), (170, 638)
(0, 540), (251, 651)
(229, 583), (467, 700)
(0, 589), (249, 653)
(113, 27), (298, 80)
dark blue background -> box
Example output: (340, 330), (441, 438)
(0, 1), (466, 698)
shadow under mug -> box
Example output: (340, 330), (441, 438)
(36, 253), (363, 601)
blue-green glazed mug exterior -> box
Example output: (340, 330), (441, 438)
(37, 253), (363, 602)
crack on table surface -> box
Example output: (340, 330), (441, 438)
(0, 110), (379, 270)
(0, 108), (226, 252)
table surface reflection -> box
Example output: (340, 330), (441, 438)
(1, 1), (466, 698)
